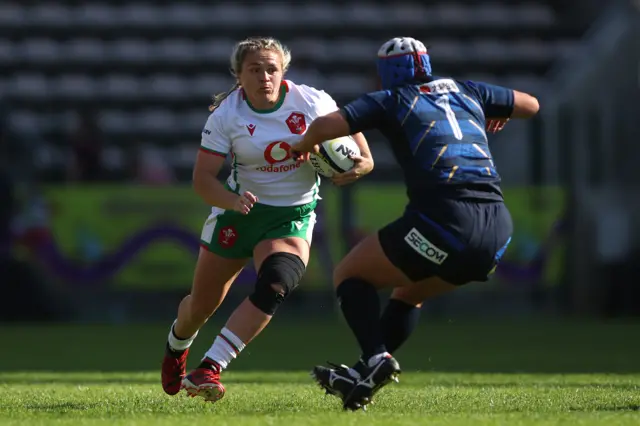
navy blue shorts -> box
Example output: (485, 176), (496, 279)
(378, 199), (513, 285)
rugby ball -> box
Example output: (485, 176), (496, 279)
(309, 136), (360, 177)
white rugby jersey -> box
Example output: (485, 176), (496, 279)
(200, 80), (338, 207)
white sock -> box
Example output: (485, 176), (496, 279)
(167, 320), (198, 351)
(203, 327), (246, 370)
(366, 352), (391, 368)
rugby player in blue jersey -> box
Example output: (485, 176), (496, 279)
(291, 37), (539, 411)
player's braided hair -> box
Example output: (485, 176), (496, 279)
(209, 37), (292, 112)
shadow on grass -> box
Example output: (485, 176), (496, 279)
(229, 404), (640, 416)
(572, 404), (640, 412)
(4, 321), (640, 374)
(23, 402), (101, 412)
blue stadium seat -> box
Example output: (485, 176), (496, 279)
(54, 75), (98, 99)
(209, 4), (249, 26)
(75, 3), (119, 27)
(154, 39), (199, 63)
(110, 38), (152, 63)
(468, 39), (511, 63)
(198, 38), (236, 62)
(137, 109), (179, 134)
(515, 3), (556, 26)
(0, 40), (15, 66)
(102, 74), (142, 99)
(146, 74), (192, 100)
(428, 39), (468, 62)
(252, 3), (298, 27)
(19, 38), (61, 63)
(29, 4), (73, 27)
(190, 74), (233, 99)
(9, 74), (50, 99)
(164, 4), (206, 27)
(8, 110), (42, 134)
(100, 110), (133, 134)
(0, 3), (26, 28)
(65, 38), (107, 63)
(119, 3), (162, 27)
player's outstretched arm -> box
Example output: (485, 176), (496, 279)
(193, 151), (257, 214)
(293, 111), (351, 154)
(511, 90), (540, 118)
(293, 89), (389, 155)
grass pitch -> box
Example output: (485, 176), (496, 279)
(1, 320), (639, 425)
(1, 371), (638, 426)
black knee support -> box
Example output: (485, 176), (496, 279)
(249, 252), (306, 315)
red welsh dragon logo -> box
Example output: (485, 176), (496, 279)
(285, 112), (306, 135)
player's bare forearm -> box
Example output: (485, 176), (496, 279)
(298, 111), (351, 152)
(192, 151), (238, 210)
(193, 172), (238, 210)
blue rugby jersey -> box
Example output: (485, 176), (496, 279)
(342, 77), (514, 209)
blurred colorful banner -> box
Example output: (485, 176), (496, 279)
(13, 184), (565, 291)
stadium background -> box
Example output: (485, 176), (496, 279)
(1, 0), (639, 377)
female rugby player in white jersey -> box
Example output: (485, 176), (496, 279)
(160, 37), (373, 402)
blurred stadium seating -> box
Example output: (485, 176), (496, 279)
(0, 1), (588, 180)
(3, 1), (638, 321)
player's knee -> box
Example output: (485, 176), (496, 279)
(249, 252), (306, 315)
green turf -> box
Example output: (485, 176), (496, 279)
(1, 372), (638, 425)
(2, 320), (639, 425)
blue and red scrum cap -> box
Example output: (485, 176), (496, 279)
(376, 37), (432, 89)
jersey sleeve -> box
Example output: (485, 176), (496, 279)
(341, 90), (392, 134)
(302, 85), (339, 118)
(200, 111), (230, 158)
(465, 81), (515, 118)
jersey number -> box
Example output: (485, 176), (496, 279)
(435, 95), (463, 140)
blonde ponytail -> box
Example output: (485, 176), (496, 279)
(209, 82), (240, 112)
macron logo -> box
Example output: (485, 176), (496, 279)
(246, 124), (256, 136)
(404, 228), (448, 265)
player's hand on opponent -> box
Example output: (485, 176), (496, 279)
(331, 154), (374, 186)
(486, 118), (509, 133)
(234, 191), (258, 215)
